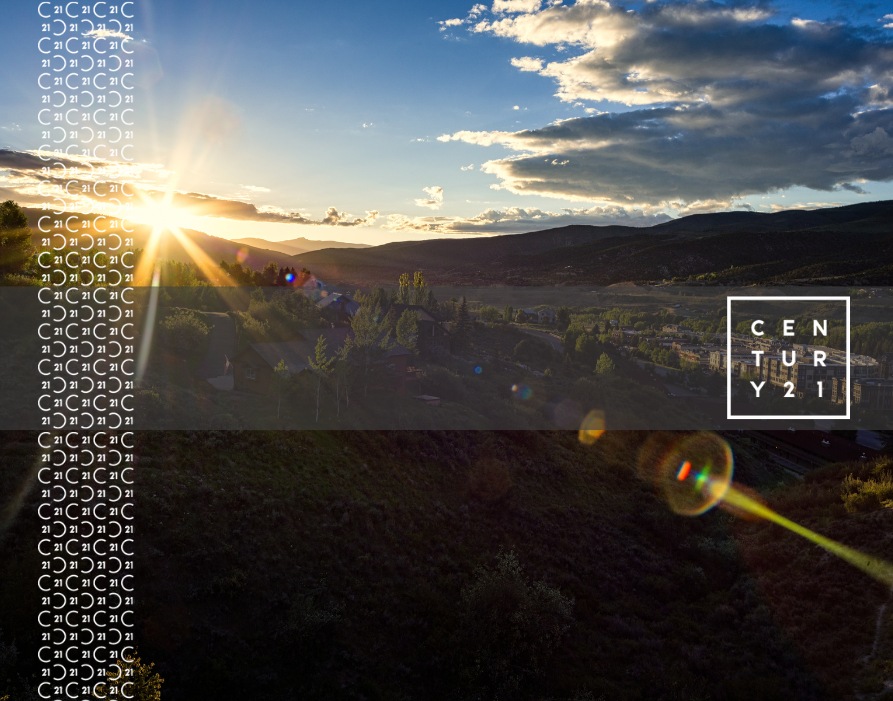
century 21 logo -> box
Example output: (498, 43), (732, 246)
(726, 296), (851, 422)
(747, 317), (831, 400)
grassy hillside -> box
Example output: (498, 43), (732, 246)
(3, 430), (892, 700)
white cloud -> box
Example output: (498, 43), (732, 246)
(84, 28), (133, 41)
(438, 0), (893, 206)
(439, 3), (490, 32)
(510, 56), (544, 72)
(882, 14), (893, 29)
(415, 185), (445, 209)
(387, 202), (671, 234)
(493, 0), (542, 14)
(461, 163), (476, 171)
(322, 207), (379, 226)
(239, 184), (271, 194)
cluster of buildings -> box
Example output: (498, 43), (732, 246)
(711, 334), (892, 411)
(607, 319), (893, 412)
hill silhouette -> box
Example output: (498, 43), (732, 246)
(295, 200), (893, 286)
(233, 236), (371, 256)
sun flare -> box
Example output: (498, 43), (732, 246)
(132, 199), (185, 233)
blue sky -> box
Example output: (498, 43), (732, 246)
(2, 0), (892, 244)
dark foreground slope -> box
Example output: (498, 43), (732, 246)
(1, 431), (892, 700)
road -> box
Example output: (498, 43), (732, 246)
(518, 326), (564, 353)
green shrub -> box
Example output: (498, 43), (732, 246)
(841, 470), (893, 513)
(160, 308), (211, 356)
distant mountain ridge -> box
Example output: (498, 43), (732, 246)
(22, 208), (301, 272)
(21, 200), (893, 286)
(294, 200), (893, 286)
(233, 236), (371, 256)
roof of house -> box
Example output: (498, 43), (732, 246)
(388, 304), (439, 324)
(246, 342), (313, 375)
(385, 344), (412, 358)
(242, 327), (351, 374)
(317, 293), (360, 316)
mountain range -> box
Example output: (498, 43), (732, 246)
(232, 236), (370, 257)
(292, 200), (893, 287)
(23, 200), (893, 287)
(23, 208), (301, 271)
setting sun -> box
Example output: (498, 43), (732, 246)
(131, 199), (185, 233)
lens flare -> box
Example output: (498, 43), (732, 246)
(578, 410), (606, 445)
(642, 432), (734, 516)
(236, 247), (249, 264)
(643, 432), (893, 587)
(721, 485), (893, 587)
(474, 365), (483, 375)
(511, 384), (533, 400)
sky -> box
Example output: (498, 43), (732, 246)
(1, 0), (892, 245)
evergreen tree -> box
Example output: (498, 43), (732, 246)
(424, 288), (439, 315)
(396, 309), (419, 354)
(95, 652), (164, 701)
(574, 333), (599, 365)
(334, 337), (358, 414)
(261, 261), (279, 286)
(453, 296), (471, 354)
(273, 359), (290, 421)
(350, 296), (393, 396)
(595, 352), (616, 375)
(0, 200), (31, 278)
(308, 334), (335, 423)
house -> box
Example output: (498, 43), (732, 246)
(234, 326), (415, 395)
(537, 308), (557, 325)
(233, 327), (349, 394)
(387, 304), (450, 357)
(834, 377), (893, 411)
(298, 275), (325, 301)
(317, 293), (360, 325)
(384, 344), (414, 394)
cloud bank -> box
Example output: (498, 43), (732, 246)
(438, 0), (893, 206)
(388, 203), (670, 234)
(0, 149), (378, 228)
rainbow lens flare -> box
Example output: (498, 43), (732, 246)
(647, 432), (734, 516)
(633, 432), (893, 585)
(511, 384), (533, 400)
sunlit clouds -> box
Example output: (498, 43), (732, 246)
(437, 0), (893, 208)
(0, 148), (380, 232)
(388, 202), (670, 234)
(415, 185), (445, 210)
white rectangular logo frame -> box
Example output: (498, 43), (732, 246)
(726, 295), (850, 421)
